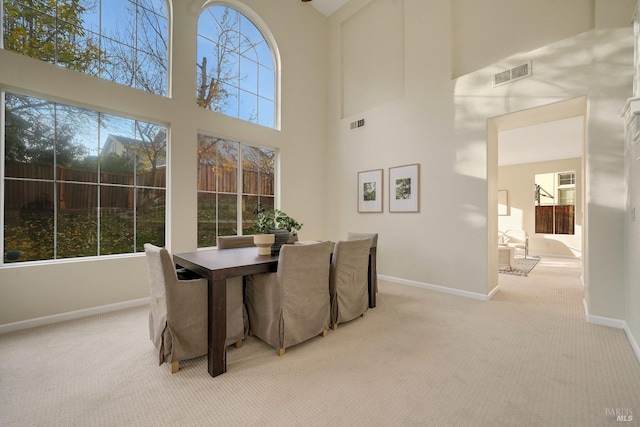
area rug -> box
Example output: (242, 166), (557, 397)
(499, 256), (540, 277)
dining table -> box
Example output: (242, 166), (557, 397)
(173, 243), (377, 378)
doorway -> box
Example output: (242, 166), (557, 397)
(487, 97), (587, 292)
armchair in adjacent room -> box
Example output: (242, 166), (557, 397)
(245, 241), (332, 356)
(502, 229), (529, 258)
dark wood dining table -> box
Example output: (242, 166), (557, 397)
(173, 244), (377, 378)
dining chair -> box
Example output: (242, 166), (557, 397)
(144, 243), (208, 374)
(216, 235), (254, 344)
(330, 239), (371, 329)
(347, 232), (379, 297)
(144, 243), (244, 374)
(245, 241), (332, 356)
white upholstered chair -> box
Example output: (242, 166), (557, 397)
(502, 229), (529, 258)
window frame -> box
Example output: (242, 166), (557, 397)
(196, 1), (281, 130)
(1, 0), (170, 97)
(1, 89), (169, 265)
(196, 132), (277, 249)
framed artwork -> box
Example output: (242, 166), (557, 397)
(389, 163), (420, 212)
(358, 169), (383, 213)
(498, 190), (509, 216)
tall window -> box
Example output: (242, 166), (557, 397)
(534, 171), (575, 235)
(196, 5), (276, 128)
(2, 0), (168, 96)
(3, 92), (166, 263)
(197, 135), (275, 247)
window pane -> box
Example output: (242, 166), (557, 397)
(134, 124), (167, 188)
(197, 192), (217, 248)
(4, 94), (55, 179)
(57, 183), (98, 258)
(3, 0), (168, 95)
(239, 90), (257, 123)
(258, 97), (275, 129)
(4, 180), (55, 262)
(136, 188), (165, 251)
(56, 104), (99, 181)
(197, 135), (240, 247)
(255, 42), (273, 69)
(240, 55), (258, 93)
(3, 92), (166, 262)
(101, 0), (134, 36)
(3, 7), (56, 63)
(259, 65), (275, 100)
(100, 185), (134, 254)
(197, 5), (276, 128)
(242, 194), (274, 234)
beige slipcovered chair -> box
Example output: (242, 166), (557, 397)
(330, 239), (371, 329)
(347, 232), (379, 299)
(245, 241), (332, 356)
(144, 243), (244, 374)
(217, 235), (255, 249)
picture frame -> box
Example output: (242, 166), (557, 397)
(358, 169), (383, 213)
(389, 163), (420, 213)
(498, 190), (509, 216)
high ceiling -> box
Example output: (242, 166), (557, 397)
(305, 1), (584, 167)
(498, 116), (583, 166)
(307, 0), (349, 17)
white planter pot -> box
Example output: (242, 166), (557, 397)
(253, 234), (275, 256)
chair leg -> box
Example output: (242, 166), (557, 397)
(362, 311), (367, 318)
(170, 361), (179, 374)
(277, 348), (285, 356)
(235, 339), (243, 348)
(332, 323), (338, 330)
(320, 329), (328, 337)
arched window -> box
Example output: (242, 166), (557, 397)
(2, 0), (168, 96)
(197, 4), (277, 128)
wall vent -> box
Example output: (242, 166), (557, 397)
(350, 118), (366, 130)
(494, 62), (532, 87)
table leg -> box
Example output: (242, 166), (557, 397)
(368, 249), (377, 308)
(208, 277), (227, 377)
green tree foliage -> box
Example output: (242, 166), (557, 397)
(3, 0), (103, 73)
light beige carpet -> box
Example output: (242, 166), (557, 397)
(1, 257), (638, 426)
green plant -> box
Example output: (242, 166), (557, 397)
(273, 209), (303, 235)
(252, 204), (302, 235)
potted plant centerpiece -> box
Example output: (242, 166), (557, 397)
(252, 206), (276, 256)
(252, 204), (303, 255)
(271, 209), (303, 253)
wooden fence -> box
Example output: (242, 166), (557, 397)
(5, 161), (273, 210)
(535, 205), (575, 234)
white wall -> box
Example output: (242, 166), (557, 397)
(499, 158), (583, 258)
(326, 0), (633, 321)
(0, 0), (329, 325)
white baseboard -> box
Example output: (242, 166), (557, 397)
(624, 324), (640, 364)
(379, 275), (492, 301)
(582, 299), (640, 364)
(0, 297), (150, 334)
(582, 299), (627, 329)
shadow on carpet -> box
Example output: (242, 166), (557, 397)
(499, 256), (540, 277)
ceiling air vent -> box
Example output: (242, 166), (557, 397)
(350, 118), (366, 130)
(494, 62), (532, 87)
